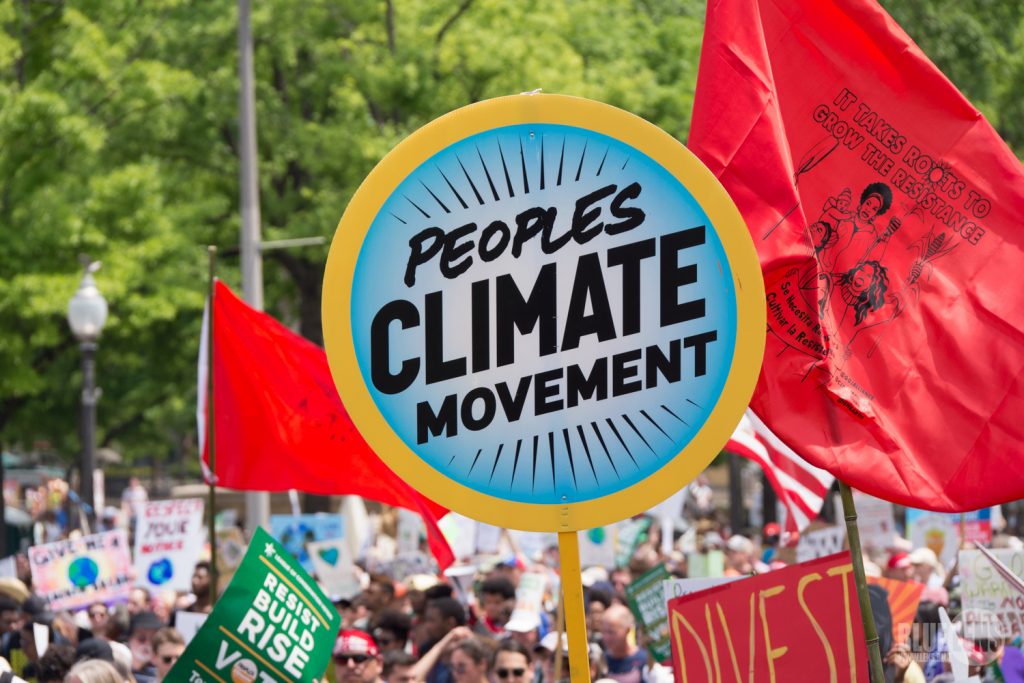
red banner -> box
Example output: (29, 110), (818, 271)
(690, 0), (1024, 512)
(668, 553), (868, 683)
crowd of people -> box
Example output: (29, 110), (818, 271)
(2, 472), (1023, 683)
(0, 559), (211, 683)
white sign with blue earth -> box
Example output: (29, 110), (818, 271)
(133, 498), (205, 593)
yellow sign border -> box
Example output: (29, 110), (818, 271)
(322, 94), (765, 532)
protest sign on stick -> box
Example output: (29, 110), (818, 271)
(322, 94), (765, 683)
(959, 548), (1024, 639)
(134, 499), (206, 593)
(29, 530), (131, 611)
(668, 552), (868, 683)
(165, 527), (340, 683)
(625, 564), (672, 663)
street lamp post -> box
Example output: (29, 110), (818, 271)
(67, 262), (108, 527)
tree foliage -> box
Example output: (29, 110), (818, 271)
(0, 0), (1017, 467)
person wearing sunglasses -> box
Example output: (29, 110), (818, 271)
(492, 639), (533, 683)
(450, 638), (490, 683)
(334, 630), (384, 683)
(150, 628), (184, 682)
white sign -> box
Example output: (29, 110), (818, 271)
(475, 523), (503, 556)
(796, 526), (846, 563)
(307, 538), (361, 600)
(438, 513), (478, 561)
(175, 612), (208, 645)
(579, 527), (616, 568)
(663, 576), (738, 606)
(852, 490), (896, 551)
(508, 530), (558, 562)
(396, 508), (424, 556)
(133, 499), (205, 593)
(506, 572), (547, 632)
(959, 548), (1024, 639)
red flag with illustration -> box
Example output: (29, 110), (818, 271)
(197, 281), (454, 569)
(690, 0), (1024, 511)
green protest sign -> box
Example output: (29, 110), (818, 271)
(624, 563), (672, 663)
(166, 527), (340, 683)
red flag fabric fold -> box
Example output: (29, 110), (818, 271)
(691, 0), (1024, 511)
(199, 280), (454, 569)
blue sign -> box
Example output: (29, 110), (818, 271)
(269, 514), (345, 573)
(350, 123), (737, 506)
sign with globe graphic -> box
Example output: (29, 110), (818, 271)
(28, 530), (132, 611)
(68, 557), (100, 588)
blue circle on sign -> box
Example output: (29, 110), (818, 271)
(147, 558), (174, 586)
(68, 557), (99, 588)
(351, 123), (737, 506)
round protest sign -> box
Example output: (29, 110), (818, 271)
(323, 94), (764, 531)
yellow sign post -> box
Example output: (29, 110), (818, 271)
(323, 94), (764, 680)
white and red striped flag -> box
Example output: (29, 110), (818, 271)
(726, 410), (835, 533)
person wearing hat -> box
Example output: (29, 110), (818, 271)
(127, 612), (163, 683)
(907, 548), (945, 588)
(884, 552), (914, 582)
(333, 630), (383, 683)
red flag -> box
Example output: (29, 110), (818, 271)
(197, 280), (455, 570)
(725, 411), (834, 534)
(690, 0), (1024, 511)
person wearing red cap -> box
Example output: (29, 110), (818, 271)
(334, 630), (383, 683)
(884, 552), (914, 582)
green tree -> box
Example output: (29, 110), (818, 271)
(0, 0), (704, 467)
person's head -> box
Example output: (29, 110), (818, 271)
(478, 577), (515, 625)
(191, 562), (212, 600)
(810, 220), (837, 254)
(333, 630), (382, 683)
(884, 552), (913, 582)
(534, 632), (566, 683)
(585, 586), (612, 635)
(857, 182), (892, 222)
(36, 642), (75, 683)
(599, 604), (636, 656)
(127, 611), (163, 669)
(423, 598), (465, 643)
(127, 588), (150, 616)
(370, 610), (411, 654)
(365, 576), (396, 614)
(610, 569), (631, 596)
(908, 548), (944, 585)
(381, 651), (416, 683)
(75, 638), (114, 666)
(151, 628), (185, 681)
(87, 603), (109, 634)
(0, 595), (20, 633)
(128, 477), (141, 488)
(492, 639), (533, 683)
(65, 659), (122, 683)
(840, 261), (888, 324)
(450, 638), (490, 683)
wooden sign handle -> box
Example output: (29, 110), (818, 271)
(558, 531), (592, 683)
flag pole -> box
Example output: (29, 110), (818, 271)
(557, 531), (591, 683)
(206, 245), (220, 600)
(839, 481), (885, 683)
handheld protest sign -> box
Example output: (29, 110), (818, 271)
(323, 93), (764, 532)
(324, 93), (764, 683)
